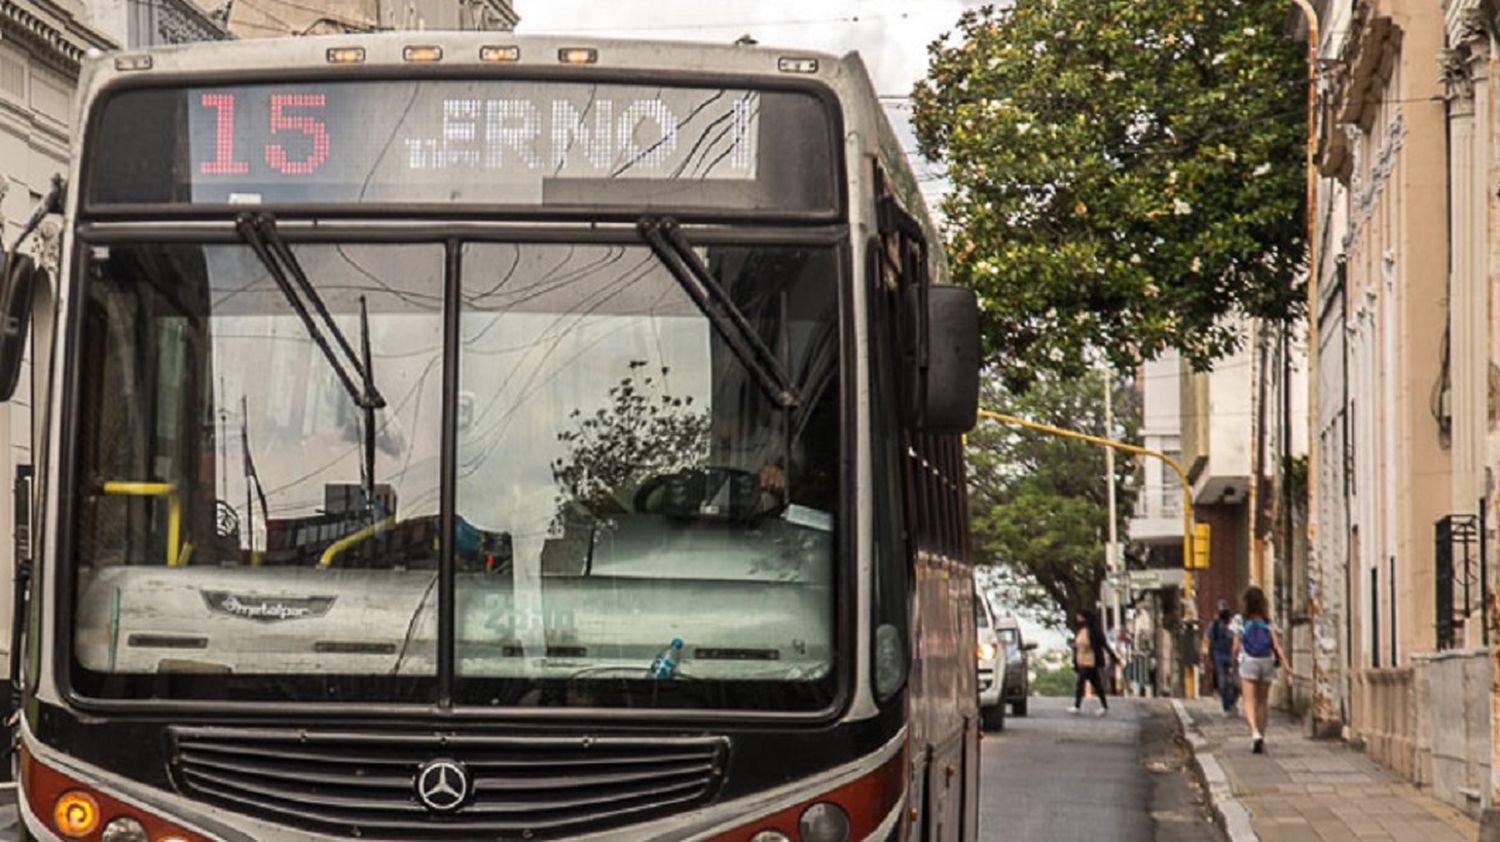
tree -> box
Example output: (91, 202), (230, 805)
(968, 370), (1139, 628)
(549, 361), (710, 525)
(912, 0), (1306, 388)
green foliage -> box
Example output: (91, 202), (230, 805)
(1031, 664), (1076, 697)
(550, 361), (710, 522)
(968, 370), (1139, 627)
(912, 0), (1306, 388)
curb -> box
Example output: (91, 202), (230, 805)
(1172, 699), (1257, 842)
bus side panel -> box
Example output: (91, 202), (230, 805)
(912, 553), (978, 842)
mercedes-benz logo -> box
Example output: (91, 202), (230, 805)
(415, 758), (470, 812)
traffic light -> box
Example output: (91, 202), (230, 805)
(1192, 523), (1211, 569)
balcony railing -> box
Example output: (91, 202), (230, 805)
(1132, 487), (1183, 520)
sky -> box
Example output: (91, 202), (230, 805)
(514, 0), (1069, 653)
(513, 0), (963, 215)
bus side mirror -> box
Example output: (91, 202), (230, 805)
(0, 253), (37, 402)
(906, 284), (979, 434)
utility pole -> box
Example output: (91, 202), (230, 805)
(1104, 375), (1122, 646)
(1104, 374), (1127, 694)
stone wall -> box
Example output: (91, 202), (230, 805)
(1352, 667), (1416, 778)
(1411, 649), (1491, 818)
(1353, 652), (1492, 820)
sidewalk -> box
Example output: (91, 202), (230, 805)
(1174, 699), (1479, 842)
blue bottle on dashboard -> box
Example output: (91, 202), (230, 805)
(649, 638), (684, 679)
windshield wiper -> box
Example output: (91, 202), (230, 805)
(235, 212), (387, 511)
(637, 217), (800, 410)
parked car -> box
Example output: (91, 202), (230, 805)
(975, 593), (1006, 731)
(995, 616), (1036, 716)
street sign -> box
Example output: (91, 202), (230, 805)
(1110, 568), (1187, 591)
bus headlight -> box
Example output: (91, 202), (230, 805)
(53, 790), (99, 837)
(748, 832), (791, 842)
(101, 816), (149, 842)
(22, 745), (212, 842)
(977, 641), (997, 661)
(799, 802), (851, 841)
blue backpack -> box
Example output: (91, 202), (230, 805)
(1242, 618), (1274, 658)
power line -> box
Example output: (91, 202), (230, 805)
(530, 12), (915, 33)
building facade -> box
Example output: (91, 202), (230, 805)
(0, 0), (113, 684)
(1294, 0), (1500, 824)
(224, 0), (518, 37)
(1127, 352), (1188, 698)
(1180, 334), (1254, 655)
(85, 0), (225, 47)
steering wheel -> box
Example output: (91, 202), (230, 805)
(633, 467), (772, 521)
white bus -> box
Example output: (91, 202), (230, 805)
(0, 32), (981, 842)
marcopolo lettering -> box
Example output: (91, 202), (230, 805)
(202, 591), (336, 622)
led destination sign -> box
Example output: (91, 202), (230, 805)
(87, 80), (836, 211)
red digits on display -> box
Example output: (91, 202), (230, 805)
(264, 94), (330, 176)
(199, 94), (250, 175)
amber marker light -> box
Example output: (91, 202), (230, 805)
(54, 790), (100, 838)
(480, 45), (521, 62)
(326, 47), (365, 64)
(777, 57), (819, 74)
(558, 47), (598, 64)
(114, 55), (153, 71)
(403, 46), (443, 63)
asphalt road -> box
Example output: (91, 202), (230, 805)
(978, 696), (1221, 842)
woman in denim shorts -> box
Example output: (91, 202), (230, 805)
(1233, 586), (1288, 754)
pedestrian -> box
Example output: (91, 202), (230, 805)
(1201, 600), (1240, 716)
(1068, 609), (1117, 717)
(1234, 586), (1289, 754)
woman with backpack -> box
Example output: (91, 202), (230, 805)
(1235, 586), (1288, 754)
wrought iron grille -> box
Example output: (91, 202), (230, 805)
(1435, 513), (1487, 649)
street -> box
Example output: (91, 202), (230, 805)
(979, 697), (1220, 842)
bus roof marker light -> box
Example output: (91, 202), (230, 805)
(480, 45), (521, 62)
(403, 46), (443, 63)
(326, 47), (366, 64)
(113, 55), (152, 72)
(778, 57), (818, 74)
(559, 47), (598, 64)
(53, 790), (100, 837)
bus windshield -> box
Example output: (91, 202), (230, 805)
(69, 239), (841, 710)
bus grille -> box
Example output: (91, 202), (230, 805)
(167, 726), (729, 839)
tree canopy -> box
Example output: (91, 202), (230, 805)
(969, 371), (1139, 627)
(912, 0), (1306, 387)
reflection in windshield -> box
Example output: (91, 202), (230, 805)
(70, 239), (842, 711)
(454, 243), (839, 709)
(73, 243), (445, 684)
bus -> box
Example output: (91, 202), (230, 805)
(0, 32), (982, 842)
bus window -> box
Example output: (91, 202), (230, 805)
(451, 240), (841, 710)
(71, 243), (445, 696)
